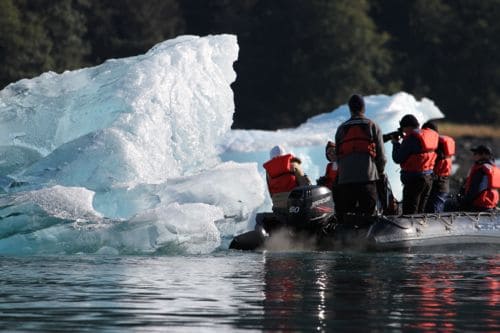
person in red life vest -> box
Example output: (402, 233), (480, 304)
(263, 145), (311, 214)
(391, 114), (439, 214)
(461, 145), (500, 211)
(422, 121), (456, 213)
(334, 94), (386, 220)
(317, 141), (338, 194)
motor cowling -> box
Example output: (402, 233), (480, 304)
(287, 185), (335, 232)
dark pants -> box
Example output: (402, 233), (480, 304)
(335, 181), (378, 220)
(425, 190), (449, 213)
(425, 176), (450, 213)
(402, 175), (433, 214)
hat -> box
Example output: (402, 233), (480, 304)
(325, 141), (336, 161)
(422, 120), (438, 132)
(270, 145), (286, 159)
(348, 94), (365, 113)
(399, 114), (419, 128)
(325, 141), (336, 150)
(470, 144), (493, 155)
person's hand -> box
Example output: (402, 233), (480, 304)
(317, 176), (327, 186)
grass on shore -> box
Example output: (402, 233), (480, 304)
(437, 122), (500, 138)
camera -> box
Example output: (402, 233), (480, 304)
(382, 128), (403, 142)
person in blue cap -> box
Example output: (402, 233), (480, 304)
(461, 145), (500, 211)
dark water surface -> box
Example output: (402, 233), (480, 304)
(0, 251), (498, 332)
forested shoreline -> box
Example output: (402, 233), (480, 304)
(1, 0), (499, 129)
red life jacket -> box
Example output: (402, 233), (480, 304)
(324, 162), (338, 189)
(434, 135), (455, 177)
(263, 154), (298, 195)
(337, 121), (376, 158)
(400, 128), (439, 173)
(465, 162), (500, 209)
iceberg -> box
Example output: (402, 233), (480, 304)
(220, 92), (444, 204)
(0, 34), (443, 255)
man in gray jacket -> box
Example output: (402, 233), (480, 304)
(334, 94), (386, 221)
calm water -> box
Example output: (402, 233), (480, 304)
(0, 251), (499, 332)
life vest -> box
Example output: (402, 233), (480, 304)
(434, 135), (455, 177)
(400, 128), (439, 173)
(465, 162), (500, 209)
(337, 120), (376, 158)
(263, 154), (298, 195)
(324, 162), (338, 189)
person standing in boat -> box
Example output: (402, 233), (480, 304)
(317, 141), (338, 197)
(461, 145), (500, 211)
(421, 121), (456, 213)
(334, 94), (386, 220)
(263, 145), (311, 214)
(391, 114), (439, 214)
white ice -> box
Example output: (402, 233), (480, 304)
(0, 34), (444, 255)
(220, 92), (444, 205)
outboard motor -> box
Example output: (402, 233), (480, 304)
(286, 185), (335, 232)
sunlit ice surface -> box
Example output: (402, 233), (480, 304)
(220, 91), (444, 205)
(0, 34), (444, 255)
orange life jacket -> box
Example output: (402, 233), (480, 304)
(263, 154), (298, 195)
(465, 162), (500, 209)
(324, 162), (338, 189)
(434, 135), (455, 177)
(400, 128), (439, 173)
(337, 121), (376, 158)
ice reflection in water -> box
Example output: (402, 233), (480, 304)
(0, 251), (498, 332)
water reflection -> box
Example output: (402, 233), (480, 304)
(260, 252), (500, 332)
(411, 260), (460, 332)
(485, 258), (500, 330)
(0, 252), (498, 332)
(262, 252), (379, 331)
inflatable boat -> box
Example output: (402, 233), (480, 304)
(229, 185), (500, 251)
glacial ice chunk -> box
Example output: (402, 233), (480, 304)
(220, 92), (445, 201)
(1, 35), (238, 187)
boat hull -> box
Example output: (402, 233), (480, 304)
(229, 211), (500, 251)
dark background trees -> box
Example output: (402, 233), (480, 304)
(1, 0), (499, 129)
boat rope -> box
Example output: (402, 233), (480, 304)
(463, 212), (482, 222)
(417, 214), (427, 226)
(385, 217), (409, 229)
(437, 214), (454, 228)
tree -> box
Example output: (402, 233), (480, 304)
(229, 0), (397, 129)
(0, 0), (23, 87)
(372, 0), (500, 124)
(0, 0), (52, 87)
(41, 0), (91, 71)
(84, 0), (184, 64)
(0, 0), (89, 88)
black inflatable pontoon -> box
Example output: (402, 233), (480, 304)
(229, 185), (500, 251)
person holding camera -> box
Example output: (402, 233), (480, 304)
(334, 94), (386, 221)
(391, 114), (439, 214)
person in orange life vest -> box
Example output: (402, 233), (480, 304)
(263, 145), (311, 213)
(317, 141), (338, 193)
(392, 114), (439, 214)
(421, 121), (455, 213)
(334, 94), (386, 219)
(461, 145), (500, 211)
